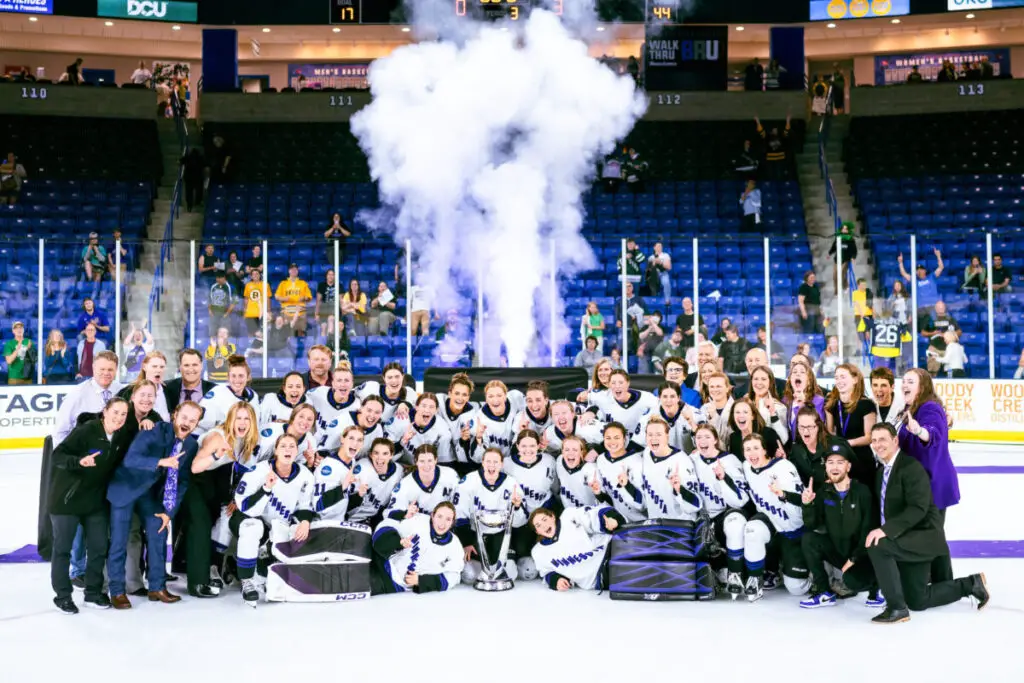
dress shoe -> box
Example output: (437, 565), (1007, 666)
(970, 573), (990, 610)
(110, 594), (132, 610)
(129, 587), (148, 597)
(871, 607), (910, 624)
(188, 584), (219, 598)
(147, 589), (181, 604)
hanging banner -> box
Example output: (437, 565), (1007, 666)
(643, 25), (728, 92)
(809, 0), (910, 21)
(287, 63), (371, 91)
(873, 48), (1010, 85)
(0, 385), (71, 451)
(0, 0), (53, 14)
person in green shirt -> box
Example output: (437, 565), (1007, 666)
(4, 321), (35, 384)
(582, 301), (605, 352)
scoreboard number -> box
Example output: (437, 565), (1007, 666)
(21, 87), (48, 100)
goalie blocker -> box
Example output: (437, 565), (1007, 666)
(607, 518), (715, 602)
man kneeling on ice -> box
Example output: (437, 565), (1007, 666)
(529, 506), (625, 591)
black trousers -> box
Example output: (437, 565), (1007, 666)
(801, 530), (876, 594)
(184, 177), (203, 211)
(51, 511), (108, 600)
(867, 537), (971, 612)
(741, 214), (760, 234)
(932, 508), (954, 582)
(181, 478), (218, 589)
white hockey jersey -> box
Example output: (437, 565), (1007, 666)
(355, 381), (418, 423)
(531, 506), (614, 591)
(471, 393), (526, 462)
(384, 467), (460, 521)
(306, 386), (361, 437)
(640, 447), (701, 521)
(258, 391), (307, 427)
(373, 514), (465, 593)
(592, 389), (658, 434)
(689, 452), (749, 519)
(743, 458), (804, 534)
(234, 459), (315, 524)
(346, 461), (402, 524)
(503, 453), (558, 515)
(543, 420), (605, 455)
(593, 450), (647, 523)
(197, 426), (257, 472)
(389, 416), (455, 465)
(632, 406), (705, 453)
(514, 405), (552, 434)
(197, 384), (261, 435)
(435, 394), (477, 464)
(319, 410), (386, 457)
(256, 423), (317, 464)
(454, 471), (527, 533)
(556, 457), (599, 509)
(312, 454), (357, 521)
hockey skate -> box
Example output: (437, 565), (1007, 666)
(209, 566), (224, 594)
(744, 576), (763, 603)
(727, 572), (744, 601)
(241, 579), (260, 608)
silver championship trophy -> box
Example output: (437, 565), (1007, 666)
(473, 504), (516, 592)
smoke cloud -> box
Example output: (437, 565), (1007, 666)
(350, 1), (646, 367)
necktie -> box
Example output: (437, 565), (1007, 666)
(185, 388), (195, 404)
(102, 388), (112, 403)
(880, 466), (891, 525)
(162, 440), (182, 514)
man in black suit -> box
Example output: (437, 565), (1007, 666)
(164, 348), (215, 413)
(865, 423), (988, 624)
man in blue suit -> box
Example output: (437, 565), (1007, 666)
(107, 402), (202, 609)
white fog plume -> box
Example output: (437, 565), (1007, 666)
(351, 1), (646, 366)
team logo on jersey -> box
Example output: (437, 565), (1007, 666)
(261, 428), (273, 437)
(204, 390), (216, 399)
(353, 464), (362, 474)
(321, 465), (333, 476)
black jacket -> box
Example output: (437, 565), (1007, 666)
(49, 419), (123, 516)
(803, 479), (875, 566)
(164, 378), (215, 413)
(877, 452), (948, 559)
(789, 435), (857, 488)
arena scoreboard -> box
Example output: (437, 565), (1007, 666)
(645, 0), (682, 25)
(454, 0), (564, 21)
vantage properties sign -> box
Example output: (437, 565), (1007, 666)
(643, 25), (728, 91)
(97, 0), (197, 22)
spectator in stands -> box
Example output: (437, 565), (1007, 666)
(796, 342), (811, 360)
(852, 278), (873, 338)
(962, 255), (986, 294)
(368, 281), (397, 336)
(64, 58), (84, 85)
(928, 330), (967, 379)
(755, 325), (784, 364)
(4, 321), (35, 385)
(755, 111), (791, 179)
(798, 271), (822, 334)
(43, 330), (76, 384)
(11, 67), (35, 82)
(617, 237), (646, 284)
(224, 251), (245, 293)
(275, 263), (313, 337)
(608, 347), (623, 370)
(574, 336), (602, 373)
(711, 317), (732, 345)
(830, 64), (846, 115)
(242, 268), (269, 336)
(305, 345), (332, 389)
(77, 298), (110, 341)
(636, 313), (665, 374)
(898, 247), (944, 324)
(408, 281), (433, 338)
(623, 147), (648, 194)
(181, 148), (205, 212)
(646, 242), (672, 306)
(718, 327), (751, 376)
(815, 335), (841, 379)
(314, 268), (337, 335)
(246, 244), (263, 277)
(341, 278), (368, 336)
(615, 281), (646, 353)
(1015, 350), (1024, 380)
(922, 300), (960, 377)
(744, 57), (764, 91)
(734, 139), (759, 177)
(268, 314), (295, 354)
(601, 152), (622, 194)
(811, 74), (828, 115)
(674, 297), (704, 352)
(0, 152), (27, 205)
(937, 60), (957, 83)
(739, 179), (762, 233)
(105, 230), (128, 279)
(906, 66), (924, 84)
(765, 59), (786, 90)
(990, 254), (1013, 295)
(81, 233), (108, 284)
(244, 329), (263, 363)
(828, 222), (858, 291)
(76, 324), (107, 380)
(207, 270), (236, 337)
(888, 279), (910, 324)
(197, 244), (219, 281)
(981, 56), (994, 80)
(627, 56), (640, 86)
(965, 62), (982, 81)
(121, 323), (154, 382)
(209, 134), (233, 183)
(653, 327), (684, 374)
(582, 301), (605, 352)
(205, 327), (235, 383)
(130, 60), (152, 86)
(324, 213), (353, 265)
(324, 316), (351, 360)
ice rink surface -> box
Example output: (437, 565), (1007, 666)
(2, 443), (1023, 683)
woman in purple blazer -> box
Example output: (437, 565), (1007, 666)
(898, 368), (960, 582)
(783, 359), (826, 435)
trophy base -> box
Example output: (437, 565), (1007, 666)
(474, 578), (515, 592)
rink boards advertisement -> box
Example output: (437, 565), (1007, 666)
(0, 380), (1023, 450)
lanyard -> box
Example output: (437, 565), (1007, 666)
(837, 402), (852, 436)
